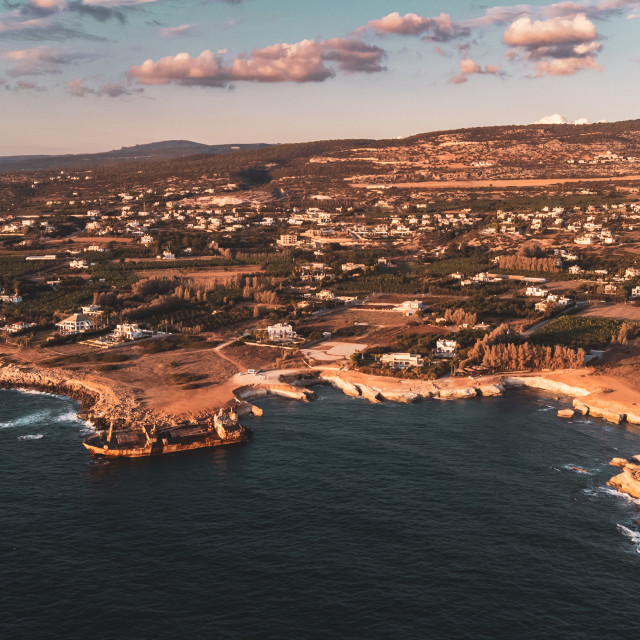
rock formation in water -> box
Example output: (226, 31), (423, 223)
(608, 456), (640, 500)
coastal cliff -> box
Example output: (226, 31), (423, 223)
(608, 456), (640, 500)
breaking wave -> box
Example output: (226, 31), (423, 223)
(617, 525), (640, 552)
(17, 434), (44, 441)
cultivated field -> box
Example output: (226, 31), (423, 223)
(578, 302), (640, 322)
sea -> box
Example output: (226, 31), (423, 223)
(1, 386), (640, 640)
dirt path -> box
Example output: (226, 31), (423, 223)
(350, 174), (640, 190)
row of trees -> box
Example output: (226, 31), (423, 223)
(497, 254), (561, 273)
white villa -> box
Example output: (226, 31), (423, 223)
(267, 323), (296, 343)
(435, 339), (458, 358)
(380, 353), (424, 369)
(0, 292), (22, 304)
(630, 286), (640, 299)
(113, 324), (144, 341)
(525, 286), (548, 298)
(56, 314), (96, 335)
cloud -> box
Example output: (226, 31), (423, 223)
(365, 11), (469, 41)
(466, 0), (640, 27)
(449, 58), (502, 84)
(160, 24), (201, 38)
(129, 37), (386, 87)
(16, 79), (45, 90)
(67, 1), (126, 24)
(1, 46), (91, 75)
(504, 13), (597, 47)
(535, 55), (603, 74)
(66, 76), (143, 96)
(503, 13), (603, 75)
(66, 76), (92, 95)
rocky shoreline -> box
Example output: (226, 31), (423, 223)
(3, 357), (640, 500)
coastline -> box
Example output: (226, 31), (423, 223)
(3, 354), (640, 499)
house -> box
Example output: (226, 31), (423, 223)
(380, 353), (424, 369)
(525, 286), (548, 298)
(113, 324), (144, 341)
(435, 339), (458, 358)
(317, 290), (336, 301)
(393, 300), (426, 315)
(81, 305), (103, 316)
(69, 259), (88, 269)
(3, 321), (33, 333)
(56, 314), (96, 335)
(630, 286), (640, 299)
(568, 265), (583, 275)
(0, 293), (22, 304)
(267, 323), (296, 343)
(161, 251), (175, 260)
(278, 234), (299, 247)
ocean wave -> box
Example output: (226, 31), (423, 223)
(17, 434), (44, 440)
(598, 485), (640, 506)
(617, 524), (640, 552)
(0, 411), (53, 429)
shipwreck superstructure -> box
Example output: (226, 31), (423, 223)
(83, 409), (249, 458)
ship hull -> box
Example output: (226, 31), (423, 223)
(83, 434), (248, 458)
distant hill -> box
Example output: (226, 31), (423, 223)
(0, 140), (271, 172)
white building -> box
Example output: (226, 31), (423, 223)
(113, 324), (143, 341)
(0, 293), (22, 304)
(56, 314), (96, 335)
(278, 234), (299, 247)
(435, 340), (458, 358)
(380, 353), (424, 369)
(630, 286), (640, 299)
(525, 286), (548, 298)
(69, 259), (88, 269)
(393, 300), (426, 315)
(267, 323), (296, 343)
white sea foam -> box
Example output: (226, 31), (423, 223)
(0, 411), (52, 429)
(17, 434), (43, 440)
(562, 464), (596, 475)
(617, 524), (640, 552)
(598, 485), (640, 506)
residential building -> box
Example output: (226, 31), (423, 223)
(56, 314), (96, 335)
(267, 323), (296, 342)
(380, 353), (424, 369)
(435, 339), (458, 358)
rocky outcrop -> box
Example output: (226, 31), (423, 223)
(234, 383), (315, 403)
(586, 405), (625, 424)
(357, 384), (383, 404)
(573, 401), (590, 415)
(557, 409), (575, 419)
(477, 384), (504, 397)
(436, 387), (478, 400)
(502, 376), (590, 397)
(608, 458), (640, 500)
(610, 457), (628, 468)
(321, 374), (361, 398)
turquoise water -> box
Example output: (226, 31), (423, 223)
(1, 387), (640, 640)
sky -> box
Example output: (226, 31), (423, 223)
(1, 0), (639, 155)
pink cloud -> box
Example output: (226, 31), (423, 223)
(535, 55), (603, 74)
(129, 38), (385, 87)
(450, 58), (502, 84)
(504, 13), (597, 47)
(366, 11), (468, 41)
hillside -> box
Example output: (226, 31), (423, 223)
(0, 140), (270, 172)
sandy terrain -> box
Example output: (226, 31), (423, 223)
(302, 341), (364, 363)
